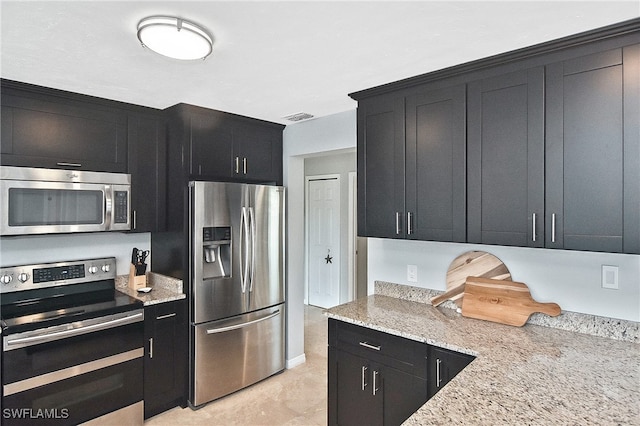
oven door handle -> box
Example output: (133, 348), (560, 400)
(4, 312), (143, 350)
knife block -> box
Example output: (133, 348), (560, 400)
(128, 264), (147, 290)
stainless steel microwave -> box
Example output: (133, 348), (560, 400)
(0, 166), (131, 236)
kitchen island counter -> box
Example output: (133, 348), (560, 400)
(325, 294), (639, 425)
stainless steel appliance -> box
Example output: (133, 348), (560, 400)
(0, 258), (144, 425)
(0, 166), (131, 236)
(189, 181), (285, 407)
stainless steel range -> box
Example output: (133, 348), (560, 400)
(0, 257), (144, 425)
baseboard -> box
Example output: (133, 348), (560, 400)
(286, 353), (306, 369)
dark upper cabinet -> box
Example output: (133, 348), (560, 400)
(546, 45), (640, 253)
(166, 103), (283, 185)
(164, 104), (284, 232)
(190, 111), (234, 177)
(406, 84), (466, 242)
(352, 21), (639, 254)
(0, 79), (127, 173)
(357, 84), (466, 242)
(467, 68), (545, 247)
(233, 123), (283, 183)
(127, 110), (167, 233)
(357, 94), (405, 238)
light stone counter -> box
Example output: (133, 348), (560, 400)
(325, 294), (640, 425)
(115, 272), (185, 306)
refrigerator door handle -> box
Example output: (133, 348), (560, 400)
(205, 310), (280, 334)
(248, 207), (256, 292)
(240, 206), (249, 293)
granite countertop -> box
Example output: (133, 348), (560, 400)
(115, 272), (185, 306)
(325, 294), (640, 425)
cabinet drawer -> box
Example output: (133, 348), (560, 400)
(329, 319), (427, 378)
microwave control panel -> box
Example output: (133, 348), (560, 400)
(114, 191), (128, 224)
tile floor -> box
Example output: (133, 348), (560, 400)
(146, 305), (328, 425)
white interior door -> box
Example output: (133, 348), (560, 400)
(307, 176), (341, 308)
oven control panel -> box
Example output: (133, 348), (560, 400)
(0, 257), (117, 293)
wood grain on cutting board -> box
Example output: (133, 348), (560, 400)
(445, 251), (511, 307)
(461, 276), (561, 326)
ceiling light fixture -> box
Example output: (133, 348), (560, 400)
(137, 16), (213, 60)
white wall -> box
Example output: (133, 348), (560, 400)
(0, 232), (151, 274)
(368, 238), (640, 322)
(283, 109), (357, 367)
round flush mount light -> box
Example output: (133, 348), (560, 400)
(137, 16), (213, 60)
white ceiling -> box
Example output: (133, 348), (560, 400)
(1, 1), (639, 125)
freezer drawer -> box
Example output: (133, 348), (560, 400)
(191, 304), (285, 407)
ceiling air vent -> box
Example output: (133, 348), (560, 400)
(282, 112), (314, 122)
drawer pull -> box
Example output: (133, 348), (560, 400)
(359, 341), (381, 351)
(156, 312), (176, 320)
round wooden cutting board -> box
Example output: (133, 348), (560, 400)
(445, 251), (511, 307)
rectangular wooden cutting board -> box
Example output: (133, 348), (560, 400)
(461, 277), (561, 326)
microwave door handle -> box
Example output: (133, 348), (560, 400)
(104, 185), (113, 229)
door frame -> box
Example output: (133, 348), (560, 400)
(304, 173), (340, 306)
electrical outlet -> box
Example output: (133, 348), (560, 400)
(407, 265), (418, 283)
(601, 265), (619, 290)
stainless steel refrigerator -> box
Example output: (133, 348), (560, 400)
(189, 181), (285, 407)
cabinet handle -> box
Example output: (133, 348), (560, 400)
(132, 210), (137, 231)
(532, 213), (536, 242)
(235, 157), (240, 174)
(395, 212), (401, 235)
(359, 341), (381, 351)
(407, 212), (413, 235)
(551, 213), (556, 243)
(149, 337), (153, 359)
(156, 312), (176, 320)
(372, 370), (379, 396)
(243, 157), (247, 174)
(361, 366), (368, 391)
(56, 162), (82, 168)
(436, 358), (442, 388)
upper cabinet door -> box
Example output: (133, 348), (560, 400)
(191, 112), (234, 178)
(1, 85), (127, 173)
(128, 111), (166, 233)
(233, 123), (282, 184)
(405, 84), (466, 242)
(546, 45), (640, 253)
(357, 95), (405, 238)
(467, 68), (545, 247)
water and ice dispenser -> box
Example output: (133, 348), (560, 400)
(202, 227), (231, 279)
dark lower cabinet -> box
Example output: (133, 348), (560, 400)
(331, 349), (428, 426)
(427, 346), (474, 399)
(328, 319), (475, 425)
(329, 319), (431, 426)
(143, 299), (187, 419)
